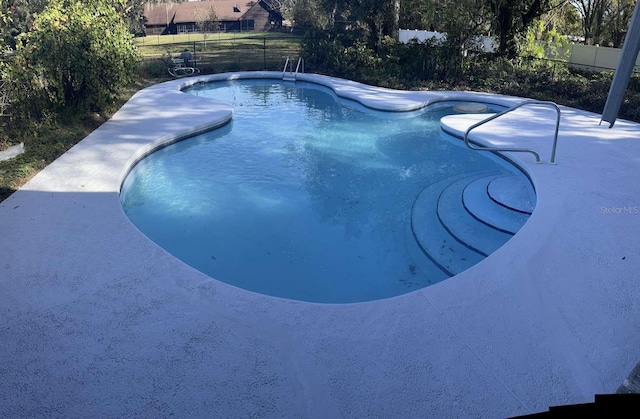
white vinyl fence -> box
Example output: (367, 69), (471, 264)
(398, 30), (496, 53)
(399, 29), (640, 72)
(398, 30), (446, 44)
(561, 43), (640, 71)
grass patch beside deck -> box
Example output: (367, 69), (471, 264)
(136, 32), (303, 76)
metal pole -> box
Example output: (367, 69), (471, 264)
(601, 0), (640, 127)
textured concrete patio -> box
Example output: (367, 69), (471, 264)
(1, 72), (639, 417)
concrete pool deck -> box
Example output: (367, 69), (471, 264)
(1, 72), (639, 417)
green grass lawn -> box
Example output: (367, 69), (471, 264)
(137, 32), (303, 75)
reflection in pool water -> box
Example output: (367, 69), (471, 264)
(121, 80), (528, 303)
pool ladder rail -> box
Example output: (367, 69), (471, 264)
(463, 100), (561, 164)
(282, 57), (304, 81)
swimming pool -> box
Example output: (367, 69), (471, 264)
(120, 79), (535, 303)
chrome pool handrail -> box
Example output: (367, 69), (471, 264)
(463, 100), (561, 164)
(294, 57), (304, 74)
(282, 56), (291, 74)
(283, 57), (304, 81)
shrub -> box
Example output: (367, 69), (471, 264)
(10, 0), (138, 116)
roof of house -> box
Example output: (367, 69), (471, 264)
(143, 0), (279, 25)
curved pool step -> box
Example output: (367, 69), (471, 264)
(437, 175), (514, 257)
(462, 176), (531, 234)
(404, 223), (452, 283)
(410, 176), (486, 276)
(408, 171), (535, 278)
(487, 175), (536, 214)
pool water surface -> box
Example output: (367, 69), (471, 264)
(121, 80), (528, 303)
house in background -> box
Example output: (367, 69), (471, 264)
(143, 0), (283, 35)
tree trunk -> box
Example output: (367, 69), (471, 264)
(367, 18), (381, 52)
(381, 0), (400, 40)
(392, 0), (400, 39)
(496, 3), (517, 57)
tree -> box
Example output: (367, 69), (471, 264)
(488, 0), (565, 57)
(1, 0), (48, 49)
(350, 0), (386, 50)
(605, 0), (635, 47)
(270, 0), (294, 22)
(431, 0), (491, 78)
(439, 0), (491, 51)
(347, 0), (402, 50)
(385, 0), (400, 40)
(195, 4), (218, 47)
(122, 0), (147, 35)
(570, 0), (612, 45)
(1, 1), (13, 47)
(398, 0), (439, 31)
(291, 0), (328, 30)
(1, 1), (14, 118)
(537, 1), (582, 36)
(12, 0), (139, 113)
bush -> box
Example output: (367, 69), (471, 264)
(138, 52), (174, 80)
(301, 31), (640, 122)
(10, 0), (138, 116)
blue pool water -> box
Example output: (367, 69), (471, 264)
(121, 80), (530, 303)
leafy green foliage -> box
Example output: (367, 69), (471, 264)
(519, 20), (570, 62)
(302, 30), (640, 124)
(1, 2), (17, 123)
(1, 0), (47, 49)
(11, 0), (138, 115)
(301, 30), (392, 83)
(489, 0), (562, 57)
(292, 0), (328, 30)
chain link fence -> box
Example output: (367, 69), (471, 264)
(137, 33), (303, 78)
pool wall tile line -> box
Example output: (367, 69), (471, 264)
(0, 72), (639, 417)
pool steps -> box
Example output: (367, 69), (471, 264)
(462, 175), (532, 234)
(408, 172), (536, 277)
(411, 176), (487, 276)
(404, 223), (451, 284)
(487, 175), (536, 213)
(437, 176), (514, 256)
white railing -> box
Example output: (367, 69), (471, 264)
(464, 100), (561, 164)
(282, 56), (304, 80)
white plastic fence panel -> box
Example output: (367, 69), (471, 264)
(398, 30), (445, 44)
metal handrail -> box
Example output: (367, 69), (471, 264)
(295, 57), (304, 74)
(283, 56), (304, 80)
(282, 56), (291, 74)
(463, 100), (561, 164)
